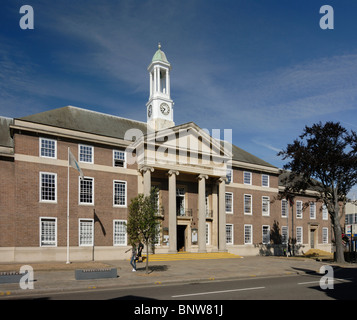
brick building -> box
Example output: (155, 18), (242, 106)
(0, 46), (332, 262)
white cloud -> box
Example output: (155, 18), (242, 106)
(199, 53), (357, 132)
(251, 139), (281, 153)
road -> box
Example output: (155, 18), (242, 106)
(4, 269), (357, 301)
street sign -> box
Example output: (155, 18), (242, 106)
(346, 224), (352, 235)
(345, 224), (357, 237)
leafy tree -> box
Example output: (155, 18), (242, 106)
(126, 187), (159, 273)
(278, 122), (357, 263)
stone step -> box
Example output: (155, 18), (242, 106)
(142, 252), (242, 262)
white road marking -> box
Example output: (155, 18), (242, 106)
(172, 286), (265, 298)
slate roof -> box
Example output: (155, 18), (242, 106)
(230, 143), (277, 169)
(19, 106), (148, 140)
(15, 105), (277, 169)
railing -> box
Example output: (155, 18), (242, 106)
(155, 207), (164, 217)
(177, 208), (192, 218)
(206, 210), (213, 219)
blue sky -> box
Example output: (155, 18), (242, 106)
(1, 0), (357, 197)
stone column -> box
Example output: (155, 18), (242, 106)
(153, 67), (157, 93)
(166, 69), (170, 96)
(157, 67), (161, 93)
(218, 177), (227, 252)
(168, 170), (179, 253)
(140, 166), (154, 196)
(198, 174), (208, 253)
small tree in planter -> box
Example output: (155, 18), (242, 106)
(126, 187), (159, 274)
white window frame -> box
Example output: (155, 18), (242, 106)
(310, 202), (316, 219)
(262, 196), (270, 216)
(322, 204), (328, 220)
(226, 224), (233, 245)
(39, 137), (57, 159)
(39, 217), (57, 247)
(243, 171), (252, 185)
(281, 199), (288, 218)
(79, 144), (94, 164)
(296, 200), (303, 219)
(176, 187), (186, 216)
(322, 227), (328, 244)
(262, 225), (270, 244)
(79, 177), (94, 205)
(244, 194), (252, 215)
(282, 226), (288, 244)
(226, 168), (233, 184)
(113, 180), (127, 207)
(154, 223), (161, 246)
(79, 219), (94, 246)
(296, 226), (303, 244)
(205, 189), (210, 217)
(225, 192), (233, 214)
(113, 220), (127, 246)
(244, 224), (253, 245)
(39, 172), (57, 203)
(113, 150), (127, 168)
(206, 223), (210, 245)
(262, 174), (269, 187)
(153, 186), (160, 215)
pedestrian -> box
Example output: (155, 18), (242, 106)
(126, 244), (137, 272)
(137, 242), (144, 263)
(288, 243), (292, 257)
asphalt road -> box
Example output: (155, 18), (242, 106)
(5, 270), (357, 301)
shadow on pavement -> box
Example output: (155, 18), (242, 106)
(292, 265), (357, 300)
(135, 265), (168, 274)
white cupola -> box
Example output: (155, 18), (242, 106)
(146, 43), (175, 131)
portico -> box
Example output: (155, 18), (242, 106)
(138, 164), (228, 253)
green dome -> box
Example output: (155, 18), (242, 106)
(152, 43), (169, 63)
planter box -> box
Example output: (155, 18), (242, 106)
(0, 271), (23, 284)
(75, 268), (117, 280)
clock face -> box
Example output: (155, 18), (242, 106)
(160, 103), (170, 115)
(148, 105), (152, 118)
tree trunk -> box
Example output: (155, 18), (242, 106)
(145, 240), (149, 274)
(333, 202), (345, 263)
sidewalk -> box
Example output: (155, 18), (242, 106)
(0, 255), (354, 298)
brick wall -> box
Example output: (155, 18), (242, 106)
(0, 157), (15, 247)
(12, 132), (139, 247)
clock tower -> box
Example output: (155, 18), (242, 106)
(146, 44), (175, 131)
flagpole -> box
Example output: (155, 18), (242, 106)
(66, 147), (70, 264)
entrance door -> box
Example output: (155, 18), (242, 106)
(177, 225), (186, 252)
(310, 229), (315, 248)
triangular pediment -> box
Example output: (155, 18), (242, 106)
(129, 122), (232, 177)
